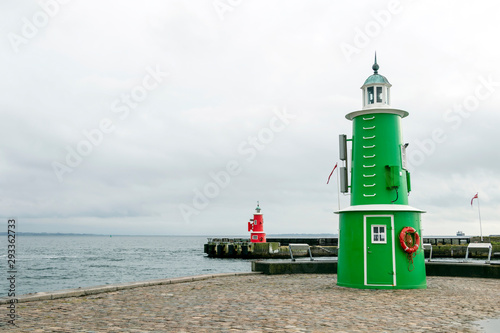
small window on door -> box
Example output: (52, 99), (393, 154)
(372, 225), (387, 244)
(252, 235), (258, 240)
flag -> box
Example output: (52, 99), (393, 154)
(471, 193), (478, 206)
(326, 163), (338, 184)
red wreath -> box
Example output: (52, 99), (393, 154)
(399, 227), (420, 254)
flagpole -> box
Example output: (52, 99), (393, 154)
(477, 196), (483, 242)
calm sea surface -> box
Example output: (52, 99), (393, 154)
(0, 236), (251, 297)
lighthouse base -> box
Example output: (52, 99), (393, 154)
(336, 280), (426, 290)
(337, 206), (426, 290)
(250, 232), (266, 243)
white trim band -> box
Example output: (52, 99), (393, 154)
(335, 204), (425, 214)
(346, 108), (409, 120)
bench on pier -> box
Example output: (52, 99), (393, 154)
(288, 244), (314, 262)
(423, 243), (433, 261)
(466, 243), (492, 263)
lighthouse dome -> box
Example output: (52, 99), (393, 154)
(363, 73), (390, 86)
(362, 55), (391, 87)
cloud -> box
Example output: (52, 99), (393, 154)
(0, 0), (499, 236)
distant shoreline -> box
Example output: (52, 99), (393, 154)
(0, 232), (215, 237)
(1, 232), (495, 237)
(0, 232), (339, 237)
(0, 232), (209, 237)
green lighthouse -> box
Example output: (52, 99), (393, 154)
(336, 56), (426, 289)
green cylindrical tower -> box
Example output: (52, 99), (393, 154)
(336, 56), (426, 289)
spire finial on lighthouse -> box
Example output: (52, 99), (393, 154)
(372, 52), (379, 74)
(255, 201), (261, 213)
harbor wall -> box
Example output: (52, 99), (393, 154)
(205, 237), (500, 259)
(252, 260), (500, 279)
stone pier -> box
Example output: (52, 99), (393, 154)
(2, 274), (499, 332)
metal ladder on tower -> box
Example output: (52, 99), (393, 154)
(362, 115), (377, 198)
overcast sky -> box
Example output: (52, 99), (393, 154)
(1, 0), (499, 236)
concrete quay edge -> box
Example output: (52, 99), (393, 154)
(0, 272), (261, 304)
(252, 259), (500, 278)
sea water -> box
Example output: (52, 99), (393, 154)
(0, 235), (251, 297)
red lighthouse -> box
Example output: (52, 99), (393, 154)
(248, 202), (266, 243)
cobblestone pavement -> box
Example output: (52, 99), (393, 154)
(3, 274), (500, 332)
